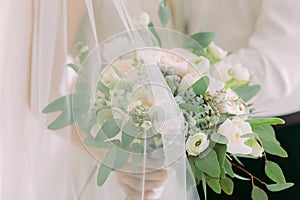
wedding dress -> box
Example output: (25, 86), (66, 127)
(0, 0), (199, 199)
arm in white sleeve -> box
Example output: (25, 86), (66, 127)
(226, 0), (300, 117)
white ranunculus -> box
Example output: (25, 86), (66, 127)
(133, 12), (150, 28)
(218, 117), (253, 155)
(210, 62), (232, 82)
(230, 63), (250, 82)
(208, 42), (228, 59)
(214, 88), (247, 115)
(185, 132), (209, 156)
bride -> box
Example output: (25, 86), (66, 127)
(1, 0), (300, 199)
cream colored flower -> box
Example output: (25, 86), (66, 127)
(229, 63), (250, 83)
(208, 42), (228, 59)
(133, 12), (150, 28)
(185, 132), (209, 156)
(210, 62), (232, 82)
(218, 117), (253, 155)
(160, 52), (189, 76)
(214, 88), (247, 115)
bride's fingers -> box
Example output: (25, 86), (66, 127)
(117, 169), (168, 181)
(120, 184), (154, 200)
(118, 174), (165, 192)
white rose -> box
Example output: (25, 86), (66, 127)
(214, 88), (247, 115)
(210, 62), (232, 82)
(185, 132), (209, 156)
(160, 52), (189, 76)
(218, 117), (252, 155)
(133, 12), (150, 28)
(208, 42), (228, 59)
(229, 63), (250, 82)
(101, 59), (134, 88)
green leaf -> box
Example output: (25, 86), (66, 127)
(42, 94), (72, 113)
(148, 23), (162, 47)
(233, 173), (251, 181)
(158, 0), (171, 26)
(221, 177), (234, 195)
(166, 78), (176, 94)
(233, 85), (261, 102)
(266, 183), (294, 192)
(95, 119), (122, 141)
(262, 141), (288, 158)
(47, 111), (74, 130)
(206, 176), (221, 194)
(246, 118), (285, 126)
(201, 172), (207, 200)
(84, 136), (108, 148)
(192, 76), (209, 96)
(67, 63), (80, 74)
(251, 185), (268, 200)
(211, 133), (228, 144)
(190, 32), (217, 48)
(112, 65), (123, 78)
(224, 158), (234, 178)
(78, 162), (98, 200)
(122, 119), (138, 147)
(214, 144), (227, 178)
(265, 161), (286, 184)
(195, 149), (220, 177)
(97, 147), (118, 186)
(179, 103), (206, 113)
(252, 125), (278, 144)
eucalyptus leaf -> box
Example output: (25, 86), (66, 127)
(233, 173), (251, 181)
(67, 63), (80, 74)
(97, 163), (112, 187)
(246, 118), (285, 126)
(211, 133), (228, 144)
(190, 32), (217, 48)
(195, 149), (220, 177)
(251, 185), (268, 200)
(252, 125), (278, 144)
(265, 161), (286, 184)
(158, 0), (171, 26)
(192, 76), (209, 96)
(42, 94), (73, 113)
(224, 159), (234, 178)
(221, 177), (234, 195)
(95, 119), (122, 141)
(206, 176), (221, 194)
(179, 103), (206, 113)
(148, 23), (162, 47)
(266, 183), (294, 192)
(263, 141), (288, 158)
(47, 111), (74, 130)
(233, 85), (261, 102)
(201, 172), (207, 200)
(97, 147), (118, 186)
(214, 144), (227, 178)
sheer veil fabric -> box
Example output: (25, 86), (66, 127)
(1, 0), (199, 199)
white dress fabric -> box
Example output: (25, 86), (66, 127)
(1, 0), (300, 199)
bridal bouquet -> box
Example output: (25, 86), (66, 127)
(43, 3), (292, 200)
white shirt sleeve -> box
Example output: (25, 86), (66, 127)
(225, 0), (300, 117)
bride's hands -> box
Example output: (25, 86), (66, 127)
(115, 166), (168, 200)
